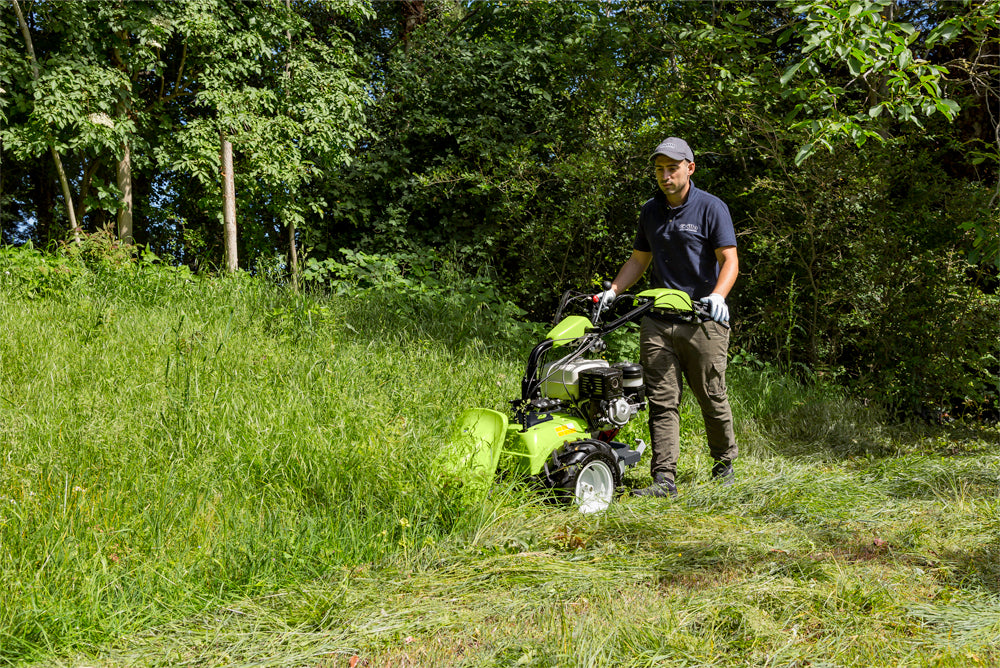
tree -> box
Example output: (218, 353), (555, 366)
(2, 0), (994, 412)
(312, 1), (648, 313)
(2, 0), (370, 274)
(158, 0), (370, 272)
(674, 0), (999, 412)
(10, 0), (81, 241)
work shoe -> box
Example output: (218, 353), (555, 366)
(632, 473), (677, 498)
(711, 461), (735, 486)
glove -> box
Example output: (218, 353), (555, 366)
(594, 288), (616, 309)
(700, 293), (729, 324)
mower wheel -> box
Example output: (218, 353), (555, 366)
(549, 440), (621, 513)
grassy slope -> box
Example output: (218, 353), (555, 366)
(2, 257), (998, 667)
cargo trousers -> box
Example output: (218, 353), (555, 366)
(639, 315), (738, 482)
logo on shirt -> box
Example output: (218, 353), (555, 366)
(677, 223), (699, 233)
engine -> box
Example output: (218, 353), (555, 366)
(539, 359), (645, 429)
(579, 362), (645, 427)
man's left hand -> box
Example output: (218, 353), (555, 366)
(699, 293), (729, 324)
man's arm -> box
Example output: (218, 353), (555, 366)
(610, 250), (653, 294)
(712, 246), (739, 298)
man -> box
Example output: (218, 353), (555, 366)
(597, 137), (739, 497)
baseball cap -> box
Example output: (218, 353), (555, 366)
(651, 137), (694, 162)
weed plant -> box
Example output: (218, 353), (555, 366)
(2, 246), (998, 667)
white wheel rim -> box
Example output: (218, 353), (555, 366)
(575, 460), (615, 514)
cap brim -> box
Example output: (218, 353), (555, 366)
(651, 151), (689, 161)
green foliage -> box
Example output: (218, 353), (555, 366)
(737, 142), (999, 414)
(842, 251), (999, 415)
(777, 0), (960, 164)
(302, 246), (542, 349)
(0, 230), (194, 301)
(311, 2), (644, 315)
(2, 0), (372, 267)
(4, 0), (998, 415)
(0, 242), (84, 298)
(2, 250), (998, 665)
(162, 0), (371, 236)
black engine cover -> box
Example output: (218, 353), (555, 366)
(578, 366), (624, 400)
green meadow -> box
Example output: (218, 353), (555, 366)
(1, 250), (997, 667)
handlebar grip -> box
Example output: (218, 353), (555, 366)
(693, 302), (730, 329)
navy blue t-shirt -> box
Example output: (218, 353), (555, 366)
(633, 182), (737, 300)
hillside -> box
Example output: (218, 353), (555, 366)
(1, 251), (998, 667)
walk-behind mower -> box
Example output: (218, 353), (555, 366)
(441, 286), (716, 513)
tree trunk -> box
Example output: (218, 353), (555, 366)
(49, 151), (79, 241)
(401, 1), (426, 50)
(31, 160), (57, 244)
(12, 0), (80, 243)
(284, 0), (299, 290)
(287, 219), (299, 290)
(221, 132), (238, 272)
(117, 140), (134, 244)
(75, 158), (99, 225)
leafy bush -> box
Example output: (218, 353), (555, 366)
(0, 243), (85, 298)
(734, 144), (999, 416)
(302, 246), (543, 351)
(841, 250), (999, 417)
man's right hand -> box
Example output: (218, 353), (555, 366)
(594, 288), (616, 309)
(699, 293), (730, 324)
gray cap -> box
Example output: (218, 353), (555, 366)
(651, 137), (694, 162)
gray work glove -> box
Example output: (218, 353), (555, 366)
(699, 293), (730, 324)
(594, 288), (616, 309)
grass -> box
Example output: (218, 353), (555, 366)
(1, 248), (998, 667)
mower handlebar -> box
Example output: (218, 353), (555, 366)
(563, 287), (729, 331)
(588, 289), (730, 331)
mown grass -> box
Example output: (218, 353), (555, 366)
(2, 248), (998, 667)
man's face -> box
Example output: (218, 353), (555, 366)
(654, 155), (695, 203)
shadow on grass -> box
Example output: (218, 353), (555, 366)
(941, 540), (1000, 595)
(764, 420), (1000, 462)
(731, 364), (999, 462)
(646, 534), (1000, 603)
(335, 288), (539, 363)
(595, 488), (1000, 597)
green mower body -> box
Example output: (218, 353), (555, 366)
(444, 287), (711, 512)
(448, 407), (590, 479)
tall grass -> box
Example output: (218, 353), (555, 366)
(0, 248), (531, 663)
(2, 246), (998, 667)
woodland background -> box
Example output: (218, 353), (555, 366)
(2, 0), (998, 416)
